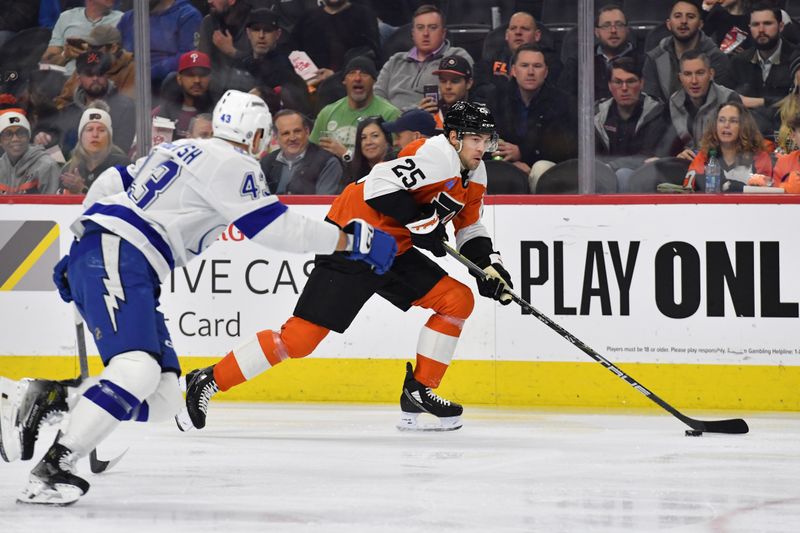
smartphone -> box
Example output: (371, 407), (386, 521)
(423, 84), (439, 105)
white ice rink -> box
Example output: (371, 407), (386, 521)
(0, 403), (798, 533)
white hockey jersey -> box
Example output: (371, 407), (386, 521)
(72, 138), (340, 280)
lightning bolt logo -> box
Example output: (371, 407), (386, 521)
(100, 234), (125, 332)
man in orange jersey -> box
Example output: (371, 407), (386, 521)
(181, 101), (513, 432)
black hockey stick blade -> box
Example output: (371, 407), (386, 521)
(442, 243), (749, 435)
(90, 448), (128, 474)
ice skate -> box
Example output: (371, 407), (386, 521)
(183, 366), (218, 430)
(397, 362), (463, 431)
(1, 377), (77, 462)
(17, 442), (89, 506)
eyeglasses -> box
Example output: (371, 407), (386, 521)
(609, 78), (640, 87)
(0, 128), (29, 141)
(717, 117), (740, 125)
(597, 22), (627, 30)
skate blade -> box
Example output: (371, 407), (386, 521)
(397, 412), (462, 432)
(17, 479), (83, 506)
(0, 377), (24, 462)
(174, 408), (195, 432)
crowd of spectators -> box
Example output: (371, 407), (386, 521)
(4, 0), (800, 196)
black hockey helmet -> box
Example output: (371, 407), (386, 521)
(443, 101), (498, 151)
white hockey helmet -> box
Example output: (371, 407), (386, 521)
(212, 90), (272, 157)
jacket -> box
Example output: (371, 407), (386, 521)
(594, 93), (668, 157)
(260, 143), (344, 195)
(683, 149), (774, 191)
(732, 39), (797, 106)
(666, 82), (741, 152)
(55, 50), (137, 110)
(375, 40), (472, 111)
(118, 0), (202, 85)
(492, 80), (578, 165)
(644, 34), (734, 103)
(0, 145), (61, 194)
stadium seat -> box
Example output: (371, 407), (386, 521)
(625, 157), (690, 193)
(485, 159), (531, 194)
(535, 159), (618, 194)
(623, 0), (675, 30)
(447, 24), (491, 63)
(381, 23), (413, 64)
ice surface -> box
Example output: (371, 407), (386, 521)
(1, 404), (798, 532)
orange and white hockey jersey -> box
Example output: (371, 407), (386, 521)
(327, 134), (491, 255)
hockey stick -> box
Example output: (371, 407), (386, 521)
(443, 243), (749, 435)
(73, 309), (129, 473)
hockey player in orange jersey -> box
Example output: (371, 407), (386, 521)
(182, 101), (513, 431)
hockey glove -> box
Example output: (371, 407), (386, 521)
(343, 218), (397, 275)
(52, 254), (73, 303)
(405, 204), (447, 257)
(476, 260), (513, 305)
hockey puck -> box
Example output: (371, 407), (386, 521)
(685, 430), (703, 437)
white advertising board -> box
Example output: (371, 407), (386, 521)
(2, 201), (799, 367)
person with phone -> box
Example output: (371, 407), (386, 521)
(418, 55), (475, 130)
(40, 0), (123, 76)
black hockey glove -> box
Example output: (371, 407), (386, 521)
(405, 204), (447, 257)
(52, 254), (73, 303)
(476, 260), (513, 305)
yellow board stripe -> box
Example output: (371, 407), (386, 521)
(2, 356), (798, 411)
(0, 224), (59, 291)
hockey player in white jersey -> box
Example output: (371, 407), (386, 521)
(0, 90), (396, 506)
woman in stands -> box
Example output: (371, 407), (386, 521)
(345, 115), (392, 184)
(683, 101), (773, 191)
(60, 103), (129, 194)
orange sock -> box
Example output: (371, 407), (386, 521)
(213, 317), (330, 392)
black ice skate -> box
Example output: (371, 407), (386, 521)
(182, 366), (219, 430)
(398, 362), (463, 431)
(17, 442), (89, 506)
(0, 377), (78, 462)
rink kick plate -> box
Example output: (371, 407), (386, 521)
(0, 220), (60, 291)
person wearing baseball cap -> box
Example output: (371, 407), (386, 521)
(0, 111), (60, 194)
(383, 108), (438, 151)
(152, 51), (213, 140)
(418, 55), (475, 129)
(55, 25), (136, 110)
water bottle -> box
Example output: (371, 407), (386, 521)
(704, 149), (721, 193)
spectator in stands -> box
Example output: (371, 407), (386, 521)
(559, 4), (644, 101)
(260, 109), (344, 195)
(700, 0), (751, 52)
(0, 111), (60, 194)
(477, 11), (561, 100)
(419, 55), (473, 129)
(345, 115), (392, 182)
(665, 49), (742, 159)
(36, 51), (135, 156)
(40, 0), (124, 77)
(118, 0), (202, 92)
(682, 101), (773, 190)
(644, 0), (734, 103)
(384, 108), (437, 152)
(152, 51), (214, 140)
(292, 0), (380, 74)
(198, 0), (252, 91)
(0, 2), (40, 49)
(490, 43), (577, 175)
(55, 24), (135, 110)
(732, 4), (796, 136)
(233, 9), (308, 96)
(59, 103), (129, 194)
(310, 56), (400, 161)
(375, 4), (473, 111)
(772, 112), (800, 185)
(187, 112), (213, 139)
(595, 57), (671, 189)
